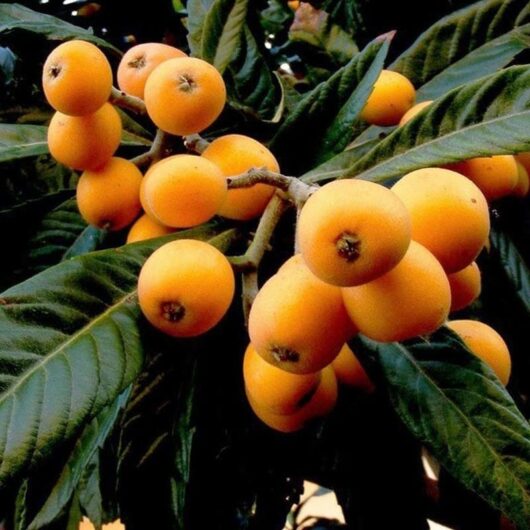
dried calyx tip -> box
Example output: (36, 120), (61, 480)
(271, 346), (300, 363)
(161, 301), (185, 322)
(335, 231), (361, 263)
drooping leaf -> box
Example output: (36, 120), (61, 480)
(117, 345), (197, 530)
(0, 3), (119, 52)
(269, 32), (392, 174)
(78, 453), (104, 530)
(288, 3), (358, 65)
(0, 223), (237, 490)
(201, 0), (249, 73)
(488, 225), (530, 317)
(321, 0), (366, 40)
(365, 328), (530, 528)
(260, 0), (293, 35)
(26, 388), (131, 530)
(227, 25), (281, 120)
(343, 66), (530, 182)
(185, 0), (215, 57)
(391, 0), (530, 93)
(0, 124), (150, 163)
(0, 155), (77, 222)
(10, 199), (108, 285)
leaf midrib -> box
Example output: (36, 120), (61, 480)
(391, 341), (530, 507)
(0, 289), (138, 411)
(353, 109), (530, 180)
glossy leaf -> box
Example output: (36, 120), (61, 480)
(0, 224), (236, 489)
(345, 66), (530, 182)
(365, 329), (530, 528)
(185, 0), (215, 57)
(26, 388), (131, 530)
(269, 32), (392, 174)
(227, 26), (281, 120)
(0, 3), (119, 52)
(201, 0), (249, 74)
(391, 0), (530, 93)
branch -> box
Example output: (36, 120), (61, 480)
(130, 129), (172, 168)
(184, 133), (210, 154)
(230, 194), (288, 321)
(227, 168), (317, 207)
(110, 86), (146, 115)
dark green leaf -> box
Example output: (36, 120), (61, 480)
(345, 66), (530, 182)
(289, 3), (358, 65)
(78, 453), (104, 530)
(416, 23), (530, 101)
(227, 25), (281, 120)
(270, 32), (392, 174)
(185, 0), (215, 57)
(0, 125), (150, 163)
(11, 199), (108, 285)
(201, 0), (248, 73)
(367, 328), (530, 528)
(26, 389), (131, 530)
(391, 0), (530, 93)
(0, 3), (119, 52)
(300, 136), (380, 184)
(0, 156), (77, 221)
(321, 0), (366, 39)
(0, 223), (237, 489)
(260, 0), (293, 35)
(488, 225), (530, 317)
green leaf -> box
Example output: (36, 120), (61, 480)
(0, 3), (119, 52)
(12, 199), (108, 284)
(366, 328), (530, 528)
(391, 0), (530, 94)
(26, 388), (131, 530)
(0, 124), (49, 163)
(289, 3), (358, 65)
(488, 225), (530, 317)
(269, 32), (392, 174)
(0, 125), (150, 163)
(0, 156), (77, 221)
(201, 0), (249, 73)
(344, 65), (530, 182)
(185, 0), (215, 57)
(78, 453), (104, 530)
(415, 23), (530, 101)
(300, 136), (380, 184)
(227, 26), (281, 120)
(0, 223), (237, 489)
(260, 0), (293, 35)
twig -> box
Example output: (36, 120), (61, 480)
(227, 168), (317, 207)
(184, 133), (210, 154)
(110, 86), (146, 115)
(230, 194), (288, 321)
(130, 129), (172, 168)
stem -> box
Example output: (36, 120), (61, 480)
(184, 133), (210, 154)
(227, 168), (317, 206)
(131, 129), (172, 168)
(229, 193), (288, 322)
(110, 86), (146, 115)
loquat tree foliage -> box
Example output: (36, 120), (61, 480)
(0, 1), (530, 529)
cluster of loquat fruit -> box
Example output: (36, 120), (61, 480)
(42, 40), (524, 433)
